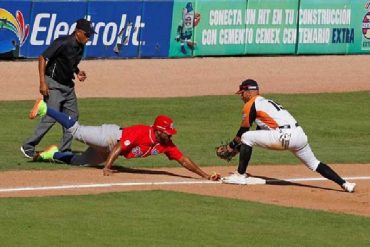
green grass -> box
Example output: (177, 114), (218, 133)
(0, 190), (369, 247)
(1, 93), (370, 246)
(1, 92), (369, 171)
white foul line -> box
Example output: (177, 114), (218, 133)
(0, 180), (217, 193)
(0, 176), (369, 193)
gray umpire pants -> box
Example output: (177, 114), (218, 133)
(23, 76), (79, 152)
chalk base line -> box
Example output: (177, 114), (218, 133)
(0, 176), (369, 193)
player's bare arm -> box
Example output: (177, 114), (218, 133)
(38, 55), (48, 96)
(103, 142), (121, 176)
(177, 156), (213, 180)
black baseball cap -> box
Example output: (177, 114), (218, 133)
(236, 79), (259, 94)
(76, 19), (96, 37)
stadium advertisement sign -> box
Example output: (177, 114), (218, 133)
(169, 0), (246, 57)
(297, 0), (355, 54)
(348, 0), (370, 53)
(0, 1), (31, 58)
(1, 0), (172, 58)
(169, 0), (301, 57)
(244, 0), (299, 54)
(27, 1), (86, 57)
(86, 0), (172, 58)
(1, 0), (370, 58)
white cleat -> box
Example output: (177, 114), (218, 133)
(342, 182), (356, 193)
(221, 172), (266, 185)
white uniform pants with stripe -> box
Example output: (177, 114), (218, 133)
(241, 127), (320, 171)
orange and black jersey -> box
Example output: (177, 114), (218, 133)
(238, 95), (298, 136)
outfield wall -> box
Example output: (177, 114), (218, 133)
(1, 0), (370, 58)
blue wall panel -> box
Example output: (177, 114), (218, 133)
(139, 0), (173, 57)
(86, 0), (143, 58)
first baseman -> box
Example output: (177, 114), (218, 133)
(220, 79), (356, 192)
(28, 98), (220, 180)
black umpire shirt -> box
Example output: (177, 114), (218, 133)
(42, 33), (84, 87)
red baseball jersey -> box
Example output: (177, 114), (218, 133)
(119, 125), (183, 160)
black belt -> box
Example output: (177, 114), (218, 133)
(278, 123), (299, 129)
(118, 128), (124, 142)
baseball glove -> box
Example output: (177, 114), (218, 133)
(215, 144), (238, 162)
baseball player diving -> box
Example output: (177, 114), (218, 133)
(28, 98), (220, 180)
(217, 79), (356, 192)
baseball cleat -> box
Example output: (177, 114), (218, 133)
(29, 98), (47, 119)
(342, 182), (356, 193)
(20, 145), (34, 159)
(33, 145), (59, 161)
(221, 172), (266, 185)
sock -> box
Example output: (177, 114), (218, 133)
(47, 108), (76, 129)
(237, 144), (253, 174)
(316, 162), (345, 185)
(54, 152), (75, 164)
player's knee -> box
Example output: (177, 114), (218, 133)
(307, 161), (320, 171)
(241, 132), (255, 146)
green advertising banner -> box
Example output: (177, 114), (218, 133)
(297, 0), (352, 54)
(192, 0), (246, 56)
(168, 0), (370, 57)
(169, 1), (199, 57)
(348, 0), (370, 53)
(245, 0), (299, 54)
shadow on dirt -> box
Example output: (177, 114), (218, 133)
(89, 165), (195, 179)
(252, 175), (341, 192)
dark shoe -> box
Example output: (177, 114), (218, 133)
(180, 46), (187, 54)
(20, 145), (35, 158)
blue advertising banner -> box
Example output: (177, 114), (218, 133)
(27, 1), (87, 57)
(0, 0), (32, 58)
(86, 0), (172, 58)
(139, 0), (173, 57)
(87, 0), (143, 58)
(6, 0), (174, 58)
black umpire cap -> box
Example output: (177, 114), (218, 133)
(236, 79), (259, 94)
(76, 18), (96, 37)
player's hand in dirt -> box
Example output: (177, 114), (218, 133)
(103, 167), (117, 176)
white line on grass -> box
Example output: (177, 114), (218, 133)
(0, 176), (369, 193)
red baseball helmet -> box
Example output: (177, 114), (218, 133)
(153, 115), (177, 135)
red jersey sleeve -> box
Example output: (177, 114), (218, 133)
(164, 142), (183, 161)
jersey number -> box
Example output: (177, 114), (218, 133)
(268, 100), (285, 111)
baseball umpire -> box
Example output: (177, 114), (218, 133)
(21, 18), (95, 158)
(217, 79), (356, 192)
(28, 98), (220, 180)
